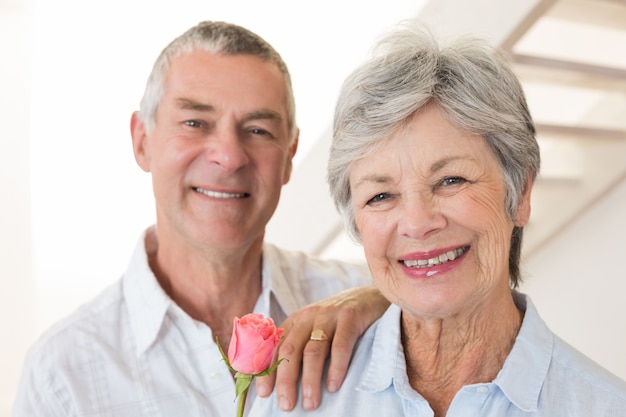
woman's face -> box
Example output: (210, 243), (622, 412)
(349, 104), (531, 320)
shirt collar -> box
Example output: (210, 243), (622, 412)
(356, 293), (554, 411)
(358, 304), (406, 393)
(493, 292), (553, 412)
(122, 227), (172, 357)
(122, 236), (302, 357)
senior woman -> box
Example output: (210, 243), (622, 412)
(250, 26), (626, 417)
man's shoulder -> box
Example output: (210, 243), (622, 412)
(263, 242), (369, 280)
(262, 243), (372, 309)
(24, 280), (126, 368)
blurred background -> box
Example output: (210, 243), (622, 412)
(1, 0), (625, 415)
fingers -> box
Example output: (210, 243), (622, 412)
(268, 311), (313, 411)
(255, 370), (275, 398)
(256, 333), (297, 410)
(299, 320), (333, 410)
(325, 309), (362, 392)
(257, 286), (389, 411)
(318, 286), (390, 393)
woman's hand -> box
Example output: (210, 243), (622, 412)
(255, 285), (389, 411)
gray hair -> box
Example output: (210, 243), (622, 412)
(328, 25), (540, 287)
(138, 21), (296, 137)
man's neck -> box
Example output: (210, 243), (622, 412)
(144, 226), (264, 349)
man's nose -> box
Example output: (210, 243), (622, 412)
(206, 128), (250, 172)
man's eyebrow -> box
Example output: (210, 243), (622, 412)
(174, 99), (284, 124)
(243, 109), (284, 124)
(175, 98), (214, 112)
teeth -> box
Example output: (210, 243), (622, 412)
(402, 247), (467, 269)
(194, 187), (247, 199)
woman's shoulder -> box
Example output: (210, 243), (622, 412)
(549, 334), (626, 402)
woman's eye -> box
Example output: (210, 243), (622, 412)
(441, 177), (466, 186)
(367, 193), (390, 205)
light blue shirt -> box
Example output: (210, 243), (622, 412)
(251, 293), (626, 416)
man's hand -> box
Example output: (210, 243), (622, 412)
(255, 285), (389, 411)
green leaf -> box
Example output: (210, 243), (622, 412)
(234, 372), (253, 398)
(255, 358), (288, 377)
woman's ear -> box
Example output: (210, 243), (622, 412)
(514, 175), (533, 227)
(130, 111), (151, 172)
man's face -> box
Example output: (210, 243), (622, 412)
(132, 50), (298, 252)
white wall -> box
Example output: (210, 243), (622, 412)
(0, 3), (37, 413)
(522, 175), (626, 379)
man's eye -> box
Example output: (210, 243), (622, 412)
(184, 120), (204, 128)
(367, 193), (389, 204)
(248, 127), (276, 139)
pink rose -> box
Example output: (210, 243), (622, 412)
(227, 313), (284, 375)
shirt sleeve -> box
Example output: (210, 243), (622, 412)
(13, 345), (69, 417)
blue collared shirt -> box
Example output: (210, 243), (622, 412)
(252, 293), (626, 416)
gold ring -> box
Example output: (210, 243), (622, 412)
(310, 329), (329, 341)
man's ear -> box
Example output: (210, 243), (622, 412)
(130, 111), (151, 172)
(514, 175), (533, 227)
(282, 129), (299, 185)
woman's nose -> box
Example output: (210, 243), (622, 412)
(397, 194), (447, 239)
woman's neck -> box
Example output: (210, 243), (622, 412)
(401, 292), (523, 417)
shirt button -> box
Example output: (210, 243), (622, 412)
(476, 386), (489, 393)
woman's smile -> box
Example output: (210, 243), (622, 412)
(399, 245), (470, 277)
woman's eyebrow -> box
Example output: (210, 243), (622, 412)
(430, 156), (465, 174)
(352, 174), (393, 189)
